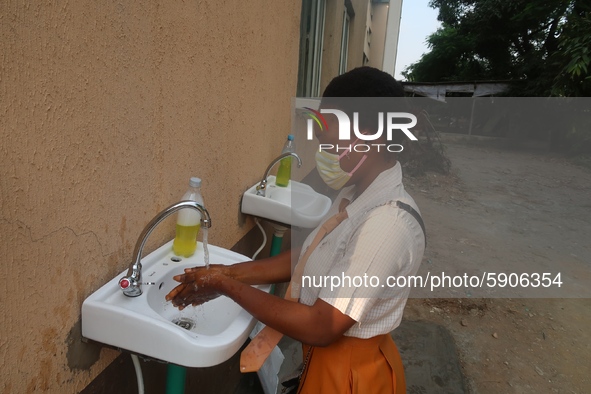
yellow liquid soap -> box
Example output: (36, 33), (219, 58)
(172, 223), (201, 257)
(275, 157), (291, 187)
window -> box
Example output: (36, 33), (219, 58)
(297, 0), (326, 97)
(339, 9), (350, 75)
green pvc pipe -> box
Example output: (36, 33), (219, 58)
(270, 233), (284, 257)
(166, 363), (187, 394)
(269, 232), (286, 295)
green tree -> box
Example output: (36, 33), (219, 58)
(403, 0), (591, 97)
(552, 9), (591, 96)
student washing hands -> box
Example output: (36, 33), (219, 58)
(166, 67), (425, 394)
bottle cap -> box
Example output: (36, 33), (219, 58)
(287, 134), (294, 141)
(189, 177), (202, 187)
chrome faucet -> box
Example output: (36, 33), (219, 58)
(256, 152), (302, 197)
(118, 201), (212, 297)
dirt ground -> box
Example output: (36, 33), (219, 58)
(402, 139), (591, 394)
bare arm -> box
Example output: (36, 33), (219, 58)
(222, 248), (297, 285)
(167, 269), (356, 347)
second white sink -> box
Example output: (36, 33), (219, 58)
(241, 176), (331, 228)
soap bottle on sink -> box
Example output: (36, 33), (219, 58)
(276, 134), (295, 187)
(173, 177), (204, 257)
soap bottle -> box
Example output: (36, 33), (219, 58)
(275, 134), (295, 187)
(172, 177), (204, 257)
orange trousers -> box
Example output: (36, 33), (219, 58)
(297, 334), (406, 394)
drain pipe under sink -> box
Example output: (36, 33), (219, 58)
(269, 223), (288, 294)
(269, 224), (287, 258)
(166, 364), (187, 393)
(130, 354), (145, 394)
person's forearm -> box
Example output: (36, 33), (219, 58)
(213, 275), (342, 346)
(225, 248), (300, 285)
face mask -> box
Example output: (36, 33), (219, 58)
(315, 145), (367, 190)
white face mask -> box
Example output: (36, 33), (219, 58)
(315, 146), (367, 190)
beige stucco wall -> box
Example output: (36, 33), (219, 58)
(319, 0), (370, 95)
(347, 0), (370, 71)
(319, 0), (346, 93)
(369, 3), (388, 70)
(0, 1), (301, 392)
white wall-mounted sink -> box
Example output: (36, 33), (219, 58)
(82, 241), (270, 368)
(241, 176), (331, 228)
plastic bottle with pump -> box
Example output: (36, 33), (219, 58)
(275, 134), (295, 187)
(172, 177), (204, 257)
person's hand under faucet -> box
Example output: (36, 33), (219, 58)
(164, 246), (357, 348)
(165, 265), (226, 309)
(165, 249), (297, 310)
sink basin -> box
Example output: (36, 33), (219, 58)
(82, 241), (270, 367)
(241, 176), (331, 228)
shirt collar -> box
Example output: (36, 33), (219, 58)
(339, 162), (403, 218)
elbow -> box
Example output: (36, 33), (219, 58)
(296, 300), (357, 347)
(305, 331), (343, 348)
(314, 338), (336, 347)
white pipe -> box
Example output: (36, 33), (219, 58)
(251, 218), (267, 260)
(130, 354), (145, 394)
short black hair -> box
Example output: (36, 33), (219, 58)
(321, 67), (408, 148)
(322, 66), (405, 98)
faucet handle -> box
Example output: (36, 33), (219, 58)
(119, 277), (131, 289)
(119, 277), (143, 296)
(256, 179), (268, 196)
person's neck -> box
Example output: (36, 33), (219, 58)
(353, 159), (397, 197)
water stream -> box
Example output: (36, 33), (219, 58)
(202, 227), (210, 269)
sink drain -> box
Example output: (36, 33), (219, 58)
(172, 317), (196, 330)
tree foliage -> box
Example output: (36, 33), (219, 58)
(403, 0), (591, 96)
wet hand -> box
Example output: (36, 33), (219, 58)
(165, 265), (226, 310)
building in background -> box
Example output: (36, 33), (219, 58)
(297, 0), (403, 97)
(1, 1), (403, 392)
